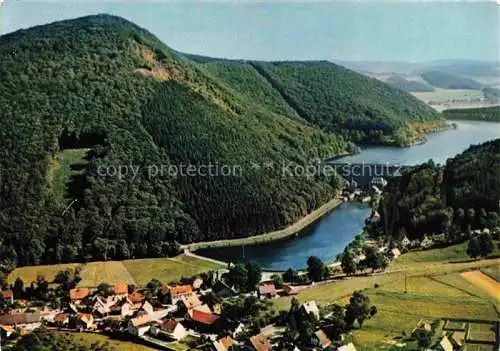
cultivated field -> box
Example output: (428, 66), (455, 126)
(7, 263), (81, 284)
(123, 255), (223, 287)
(412, 89), (483, 103)
(64, 332), (157, 351)
(273, 243), (500, 350)
(7, 255), (222, 288)
(461, 270), (500, 303)
(78, 261), (137, 288)
(467, 323), (497, 343)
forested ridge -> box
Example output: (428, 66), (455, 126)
(443, 106), (500, 122)
(376, 139), (500, 241)
(0, 14), (439, 269)
(189, 56), (441, 146)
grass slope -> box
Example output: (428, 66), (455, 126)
(7, 255), (221, 288)
(273, 243), (500, 350)
(123, 255), (223, 287)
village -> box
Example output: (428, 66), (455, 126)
(1, 220), (484, 351)
(0, 264), (364, 351)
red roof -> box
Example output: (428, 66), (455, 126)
(258, 284), (277, 296)
(70, 288), (89, 301)
(54, 313), (69, 323)
(250, 333), (272, 351)
(113, 282), (128, 295)
(128, 292), (144, 304)
(190, 309), (219, 325)
(1, 290), (13, 299)
(159, 318), (179, 333)
(169, 285), (193, 297)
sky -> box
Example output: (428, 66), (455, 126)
(1, 0), (498, 62)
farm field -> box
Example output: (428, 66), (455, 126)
(273, 244), (500, 350)
(7, 255), (222, 288)
(467, 322), (497, 343)
(412, 89), (483, 103)
(63, 332), (157, 351)
(78, 261), (137, 288)
(123, 255), (224, 287)
(7, 263), (81, 285)
(460, 270), (500, 303)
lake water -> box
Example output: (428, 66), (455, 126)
(199, 121), (500, 270)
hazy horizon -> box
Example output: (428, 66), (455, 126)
(1, 1), (499, 63)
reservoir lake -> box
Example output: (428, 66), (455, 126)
(198, 121), (500, 270)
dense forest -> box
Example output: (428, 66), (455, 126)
(385, 76), (435, 93)
(189, 56), (441, 146)
(420, 70), (484, 90)
(376, 139), (500, 241)
(443, 106), (500, 122)
(0, 15), (440, 269)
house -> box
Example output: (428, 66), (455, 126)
(249, 333), (272, 351)
(128, 291), (144, 304)
(0, 312), (41, 330)
(93, 296), (112, 316)
(412, 321), (432, 338)
(258, 284), (277, 299)
(282, 285), (299, 296)
(160, 284), (193, 304)
(437, 336), (454, 351)
(301, 301), (320, 320)
(150, 318), (187, 340)
(400, 235), (411, 248)
(212, 280), (237, 299)
(389, 248), (401, 259)
(354, 254), (366, 264)
(128, 314), (151, 336)
(178, 293), (203, 313)
(420, 236), (434, 248)
(1, 290), (14, 304)
(232, 322), (245, 337)
(0, 324), (16, 338)
(370, 177), (387, 188)
(213, 335), (237, 351)
(193, 278), (203, 290)
(69, 288), (89, 304)
(140, 300), (154, 316)
(54, 313), (69, 327)
(187, 309), (220, 332)
(120, 301), (135, 317)
(113, 282), (129, 297)
(313, 329), (332, 349)
(74, 313), (93, 330)
(337, 343), (357, 351)
(449, 331), (464, 349)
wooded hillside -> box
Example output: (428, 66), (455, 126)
(0, 14), (440, 268)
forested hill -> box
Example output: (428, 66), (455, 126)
(377, 139), (500, 241)
(0, 14), (438, 268)
(189, 56), (441, 145)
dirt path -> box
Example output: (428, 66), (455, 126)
(461, 270), (500, 302)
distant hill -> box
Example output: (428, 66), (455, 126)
(443, 106), (500, 122)
(421, 71), (484, 90)
(377, 139), (500, 240)
(0, 14), (440, 267)
(190, 57), (441, 146)
(385, 75), (435, 93)
(338, 60), (500, 78)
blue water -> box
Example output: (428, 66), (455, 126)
(199, 121), (499, 270)
(198, 203), (371, 270)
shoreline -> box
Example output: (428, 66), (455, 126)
(183, 195), (344, 252)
